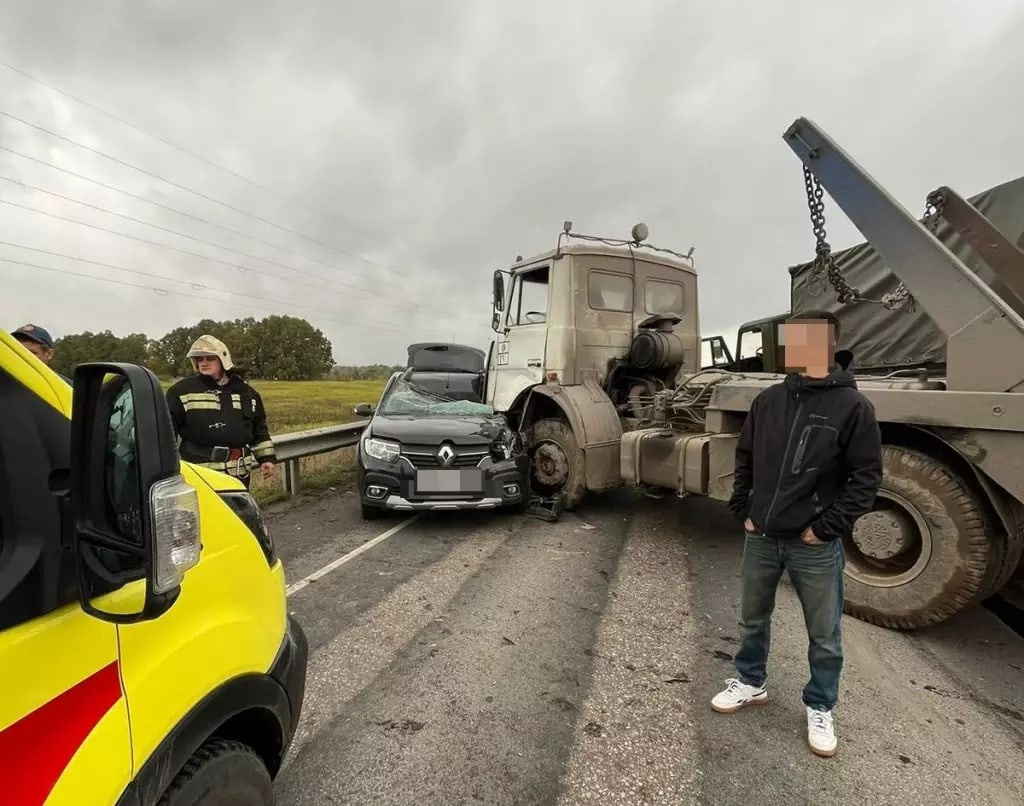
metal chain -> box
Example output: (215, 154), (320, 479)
(880, 190), (945, 311)
(801, 166), (859, 304)
(801, 163), (945, 313)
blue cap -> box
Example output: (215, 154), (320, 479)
(12, 323), (55, 349)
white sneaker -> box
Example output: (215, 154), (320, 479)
(710, 678), (768, 713)
(806, 706), (837, 757)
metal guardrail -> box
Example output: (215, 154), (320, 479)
(272, 421), (366, 496)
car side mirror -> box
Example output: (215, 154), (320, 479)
(70, 362), (201, 624)
(353, 403), (375, 418)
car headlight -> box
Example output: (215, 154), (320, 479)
(218, 490), (276, 566)
(363, 436), (401, 463)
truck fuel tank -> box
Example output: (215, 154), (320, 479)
(620, 428), (738, 501)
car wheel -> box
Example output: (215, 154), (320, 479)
(158, 738), (274, 806)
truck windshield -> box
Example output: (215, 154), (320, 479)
(378, 379), (494, 417)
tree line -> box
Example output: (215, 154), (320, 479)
(50, 315), (347, 381)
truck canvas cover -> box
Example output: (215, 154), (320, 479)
(789, 175), (1024, 372)
(406, 342), (486, 373)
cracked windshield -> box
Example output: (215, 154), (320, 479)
(2, 2), (1023, 805)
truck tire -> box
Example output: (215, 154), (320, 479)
(526, 418), (587, 510)
(979, 515), (1024, 601)
(158, 738), (275, 806)
(843, 445), (993, 630)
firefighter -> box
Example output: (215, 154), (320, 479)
(165, 334), (277, 487)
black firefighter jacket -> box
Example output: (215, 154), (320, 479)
(165, 372), (277, 477)
(726, 356), (883, 542)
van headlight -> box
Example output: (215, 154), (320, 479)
(363, 436), (401, 463)
(219, 490), (276, 566)
(150, 475), (202, 595)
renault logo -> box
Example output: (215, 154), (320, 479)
(437, 444), (456, 466)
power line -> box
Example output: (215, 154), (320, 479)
(0, 240), (432, 334)
(0, 142), (452, 306)
(0, 254), (468, 340)
(0, 194), (442, 316)
(0, 172), (451, 315)
(0, 58), (374, 243)
(0, 106), (435, 289)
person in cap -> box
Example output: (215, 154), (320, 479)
(164, 334), (277, 487)
(12, 323), (71, 383)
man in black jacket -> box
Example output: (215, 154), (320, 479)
(712, 310), (883, 759)
(165, 334), (277, 488)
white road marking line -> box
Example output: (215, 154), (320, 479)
(285, 515), (420, 597)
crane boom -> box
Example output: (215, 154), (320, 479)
(783, 117), (1024, 393)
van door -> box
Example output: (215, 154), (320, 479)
(488, 263), (550, 412)
(0, 353), (133, 806)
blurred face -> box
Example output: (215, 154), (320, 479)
(195, 354), (224, 378)
(16, 337), (54, 364)
(783, 319), (835, 376)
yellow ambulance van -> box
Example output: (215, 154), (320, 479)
(0, 331), (307, 805)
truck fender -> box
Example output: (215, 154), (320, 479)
(522, 376), (623, 491)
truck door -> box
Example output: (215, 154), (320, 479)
(487, 264), (550, 412)
(0, 351), (132, 805)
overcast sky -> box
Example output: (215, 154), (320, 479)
(1, 1), (1022, 365)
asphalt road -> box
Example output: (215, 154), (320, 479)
(266, 488), (1024, 806)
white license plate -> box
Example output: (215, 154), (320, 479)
(415, 469), (484, 494)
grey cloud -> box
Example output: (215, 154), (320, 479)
(1, 0), (1022, 364)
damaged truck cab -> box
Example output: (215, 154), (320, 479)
(485, 224), (700, 508)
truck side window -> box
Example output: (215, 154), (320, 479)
(509, 266), (550, 325)
(0, 368), (77, 630)
(645, 278), (684, 316)
(589, 270), (633, 312)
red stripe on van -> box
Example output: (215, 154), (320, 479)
(0, 660), (123, 806)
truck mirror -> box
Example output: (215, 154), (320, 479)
(711, 341), (725, 361)
(491, 311), (501, 332)
(492, 271), (505, 312)
(70, 362), (200, 624)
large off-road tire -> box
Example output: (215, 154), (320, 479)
(526, 417), (587, 510)
(158, 738), (274, 806)
(979, 510), (1024, 600)
(843, 445), (995, 630)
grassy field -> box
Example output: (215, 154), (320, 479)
(160, 378), (387, 506)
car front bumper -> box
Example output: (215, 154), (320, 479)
(359, 453), (529, 512)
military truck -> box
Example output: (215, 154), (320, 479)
(484, 117), (1024, 631)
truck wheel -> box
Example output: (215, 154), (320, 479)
(843, 445), (993, 630)
(158, 738), (274, 805)
(527, 418), (587, 510)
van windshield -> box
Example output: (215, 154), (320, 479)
(378, 379), (494, 417)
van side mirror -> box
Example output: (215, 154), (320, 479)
(492, 271), (505, 312)
(70, 362), (200, 624)
(353, 403), (374, 418)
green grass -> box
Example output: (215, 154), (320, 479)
(160, 378), (387, 506)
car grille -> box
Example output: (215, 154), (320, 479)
(402, 447), (488, 469)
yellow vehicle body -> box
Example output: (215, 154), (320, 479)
(0, 332), (307, 805)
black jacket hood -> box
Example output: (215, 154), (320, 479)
(783, 349), (857, 394)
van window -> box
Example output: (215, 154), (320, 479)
(589, 271), (633, 312)
(0, 367), (76, 629)
(645, 278), (685, 316)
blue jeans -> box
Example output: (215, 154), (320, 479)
(734, 531), (845, 710)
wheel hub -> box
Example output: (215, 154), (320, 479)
(852, 508), (916, 560)
(532, 440), (569, 487)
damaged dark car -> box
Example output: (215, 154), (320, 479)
(353, 343), (529, 519)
